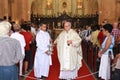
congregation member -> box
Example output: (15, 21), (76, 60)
(85, 25), (92, 41)
(54, 20), (83, 80)
(111, 22), (120, 57)
(10, 24), (26, 76)
(97, 25), (104, 46)
(34, 22), (52, 80)
(20, 24), (33, 74)
(30, 22), (37, 37)
(97, 21), (108, 46)
(80, 27), (88, 40)
(27, 24), (35, 71)
(0, 21), (23, 80)
(90, 24), (100, 47)
(98, 24), (114, 80)
(112, 22), (120, 44)
(112, 27), (120, 80)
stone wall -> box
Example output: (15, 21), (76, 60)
(98, 0), (120, 24)
(0, 0), (30, 23)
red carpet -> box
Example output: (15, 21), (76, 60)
(25, 46), (95, 80)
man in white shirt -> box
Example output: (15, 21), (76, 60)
(11, 24), (26, 76)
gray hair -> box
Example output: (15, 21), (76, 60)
(63, 21), (71, 26)
(13, 24), (21, 32)
(0, 21), (11, 36)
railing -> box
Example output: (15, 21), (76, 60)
(81, 39), (120, 80)
(30, 13), (98, 28)
(81, 39), (100, 79)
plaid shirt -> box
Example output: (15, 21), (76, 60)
(112, 28), (120, 41)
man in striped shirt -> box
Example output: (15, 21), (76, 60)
(112, 22), (120, 43)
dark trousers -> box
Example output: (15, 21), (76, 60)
(112, 68), (120, 80)
(29, 48), (33, 70)
(41, 76), (46, 80)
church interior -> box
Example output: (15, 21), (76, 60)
(0, 0), (120, 25)
(0, 0), (120, 80)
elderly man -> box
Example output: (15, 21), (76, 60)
(54, 20), (83, 80)
(112, 22), (120, 43)
(11, 24), (26, 76)
(0, 21), (23, 80)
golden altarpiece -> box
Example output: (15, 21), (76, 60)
(31, 0), (98, 36)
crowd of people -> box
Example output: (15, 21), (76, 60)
(0, 18), (120, 80)
(0, 19), (36, 80)
(77, 21), (120, 80)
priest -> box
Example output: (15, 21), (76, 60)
(54, 20), (83, 80)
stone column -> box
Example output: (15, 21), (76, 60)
(3, 0), (9, 20)
(0, 0), (4, 18)
(98, 0), (117, 24)
(11, 0), (31, 23)
(83, 0), (89, 15)
(43, 0), (47, 15)
(21, 0), (31, 21)
(116, 1), (120, 20)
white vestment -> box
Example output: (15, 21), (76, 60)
(55, 29), (83, 79)
(11, 32), (26, 75)
(34, 30), (52, 78)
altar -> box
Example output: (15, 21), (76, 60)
(31, 13), (98, 29)
(31, 12), (98, 39)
